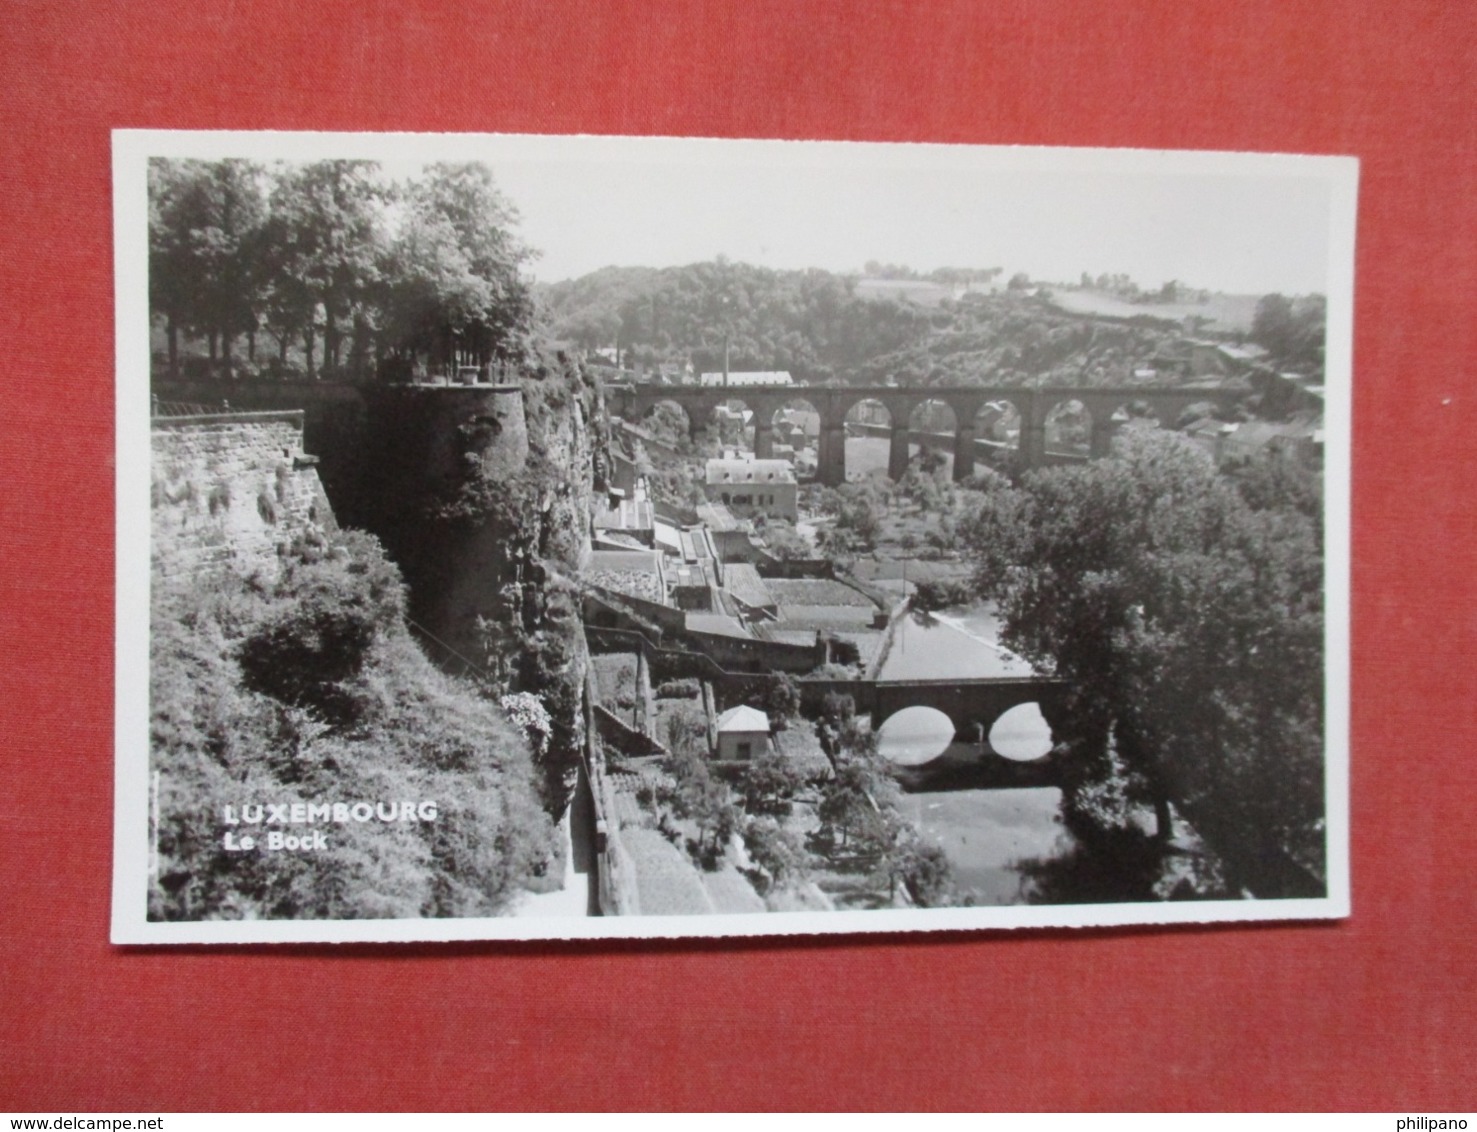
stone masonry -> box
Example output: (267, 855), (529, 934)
(151, 411), (338, 580)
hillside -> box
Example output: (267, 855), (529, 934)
(536, 261), (1317, 389)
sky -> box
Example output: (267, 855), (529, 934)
(188, 132), (1348, 296)
(486, 151), (1337, 295)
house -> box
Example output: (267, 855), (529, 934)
(704, 457), (798, 521)
(713, 705), (772, 761)
(697, 370), (794, 388)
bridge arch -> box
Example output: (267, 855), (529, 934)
(905, 398), (959, 479)
(710, 395), (758, 454)
(870, 677), (1066, 747)
(1102, 399), (1166, 454)
(1111, 397), (1165, 427)
(988, 701), (1054, 761)
(972, 398), (1023, 472)
(1043, 398), (1093, 462)
(841, 397), (894, 483)
(876, 705), (956, 766)
(873, 688), (1060, 785)
(766, 396), (821, 476)
(636, 398), (696, 454)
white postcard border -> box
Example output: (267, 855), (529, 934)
(112, 129), (1356, 945)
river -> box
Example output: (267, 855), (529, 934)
(875, 604), (1074, 905)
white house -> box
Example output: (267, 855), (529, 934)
(713, 705), (771, 761)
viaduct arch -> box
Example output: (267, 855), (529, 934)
(607, 382), (1244, 486)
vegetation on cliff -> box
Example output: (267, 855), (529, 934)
(353, 349), (604, 812)
(150, 530), (559, 921)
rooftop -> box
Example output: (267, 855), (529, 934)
(697, 370), (793, 387)
(685, 611), (751, 639)
(706, 458), (797, 485)
(695, 501), (741, 531)
(722, 562), (775, 611)
(584, 549), (666, 604)
(716, 705), (770, 733)
(586, 549), (664, 574)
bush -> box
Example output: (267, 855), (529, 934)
(655, 678), (701, 699)
(237, 533), (405, 724)
(149, 532), (557, 922)
(742, 817), (809, 893)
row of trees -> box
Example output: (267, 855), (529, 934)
(149, 158), (534, 381)
(961, 430), (1325, 896)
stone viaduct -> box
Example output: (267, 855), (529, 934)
(607, 382), (1244, 485)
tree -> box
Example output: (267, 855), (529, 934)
(910, 578), (970, 614)
(816, 727), (898, 850)
(898, 839), (954, 907)
(384, 163), (534, 373)
(668, 749), (736, 864)
(738, 746), (806, 817)
(267, 160), (390, 377)
(148, 158), (267, 376)
(758, 519), (813, 560)
(1252, 292), (1325, 371)
(742, 818), (809, 893)
(765, 672), (801, 723)
(961, 428), (1324, 895)
(834, 483), (883, 551)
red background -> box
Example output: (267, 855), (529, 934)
(2, 0), (1474, 1112)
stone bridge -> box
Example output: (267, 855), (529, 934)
(607, 381), (1244, 485)
(866, 675), (1070, 743)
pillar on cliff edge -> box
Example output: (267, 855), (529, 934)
(887, 427), (911, 480)
(818, 424), (846, 486)
(953, 426), (977, 481)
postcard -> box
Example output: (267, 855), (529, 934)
(112, 130), (1354, 943)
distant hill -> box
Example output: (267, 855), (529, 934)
(536, 260), (1305, 390)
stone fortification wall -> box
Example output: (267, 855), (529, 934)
(151, 411), (336, 580)
(151, 380), (368, 508)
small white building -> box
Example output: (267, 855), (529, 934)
(713, 705), (771, 762)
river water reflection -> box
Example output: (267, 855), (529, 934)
(897, 787), (1070, 905)
(876, 605), (1073, 904)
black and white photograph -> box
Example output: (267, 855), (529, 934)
(111, 131), (1354, 943)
